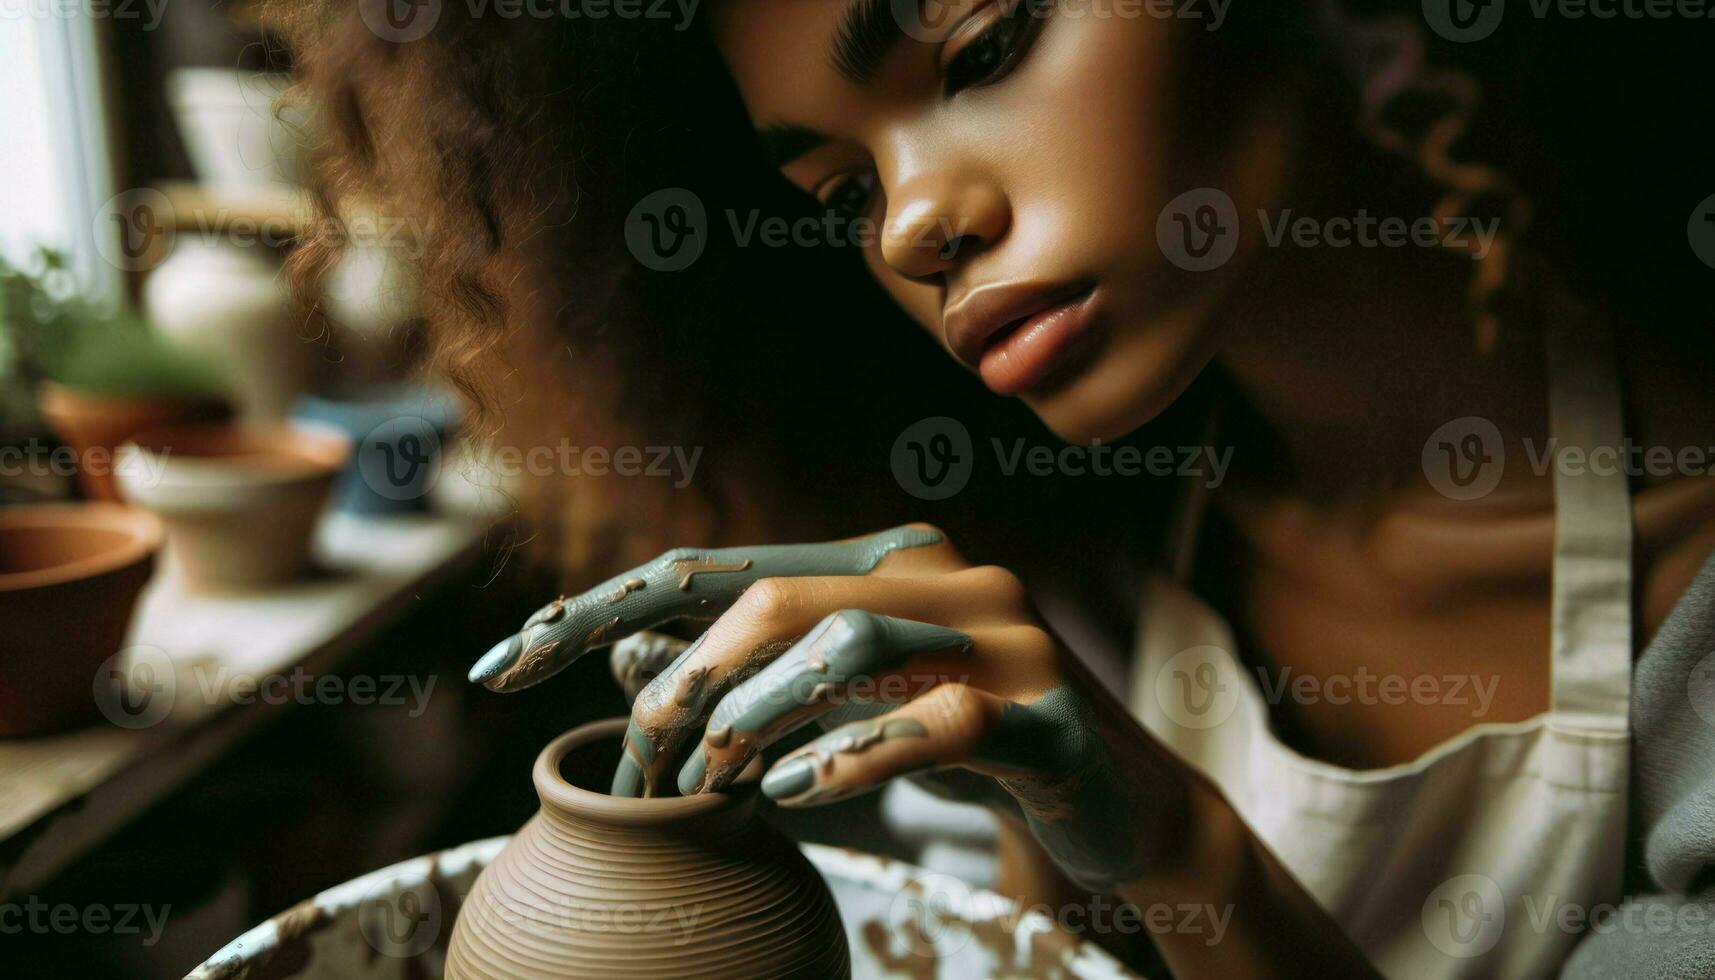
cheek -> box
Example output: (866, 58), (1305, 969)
(1005, 15), (1183, 275)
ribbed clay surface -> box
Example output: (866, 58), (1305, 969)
(445, 719), (850, 979)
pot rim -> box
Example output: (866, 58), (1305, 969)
(117, 421), (351, 491)
(37, 380), (231, 415)
(534, 717), (759, 825)
(0, 502), (162, 592)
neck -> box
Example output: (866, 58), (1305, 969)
(1213, 242), (1555, 513)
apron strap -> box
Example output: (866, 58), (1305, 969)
(1545, 305), (1634, 731)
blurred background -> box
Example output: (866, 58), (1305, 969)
(0, 9), (983, 976)
(0, 5), (636, 976)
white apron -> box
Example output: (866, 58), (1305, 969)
(1129, 315), (1632, 979)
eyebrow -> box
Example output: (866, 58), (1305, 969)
(757, 0), (922, 169)
(832, 0), (917, 86)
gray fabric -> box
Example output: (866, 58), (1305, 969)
(1562, 549), (1715, 976)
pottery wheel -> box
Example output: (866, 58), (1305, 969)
(187, 837), (1142, 979)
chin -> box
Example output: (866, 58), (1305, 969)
(1022, 314), (1219, 446)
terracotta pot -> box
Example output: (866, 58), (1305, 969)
(114, 423), (349, 591)
(36, 382), (233, 501)
(445, 718), (851, 979)
(0, 504), (161, 736)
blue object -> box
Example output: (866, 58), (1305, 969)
(292, 384), (460, 515)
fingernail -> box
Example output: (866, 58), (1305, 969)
(469, 634), (522, 684)
(761, 758), (814, 800)
(677, 750), (708, 796)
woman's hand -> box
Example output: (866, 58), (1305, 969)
(469, 523), (1190, 894)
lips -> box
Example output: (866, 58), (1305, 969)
(943, 280), (1098, 396)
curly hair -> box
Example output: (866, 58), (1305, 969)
(268, 0), (1711, 586)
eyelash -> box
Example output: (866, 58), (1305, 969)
(815, 0), (1046, 221)
(943, 0), (1043, 97)
(817, 170), (879, 221)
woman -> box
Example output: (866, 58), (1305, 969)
(278, 0), (1715, 974)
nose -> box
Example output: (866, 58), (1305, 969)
(879, 169), (1010, 280)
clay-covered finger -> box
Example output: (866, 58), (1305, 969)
(468, 525), (946, 692)
(759, 684), (1013, 807)
(609, 631), (691, 703)
(611, 570), (1032, 798)
(676, 611), (971, 795)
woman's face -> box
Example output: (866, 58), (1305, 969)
(710, 0), (1295, 443)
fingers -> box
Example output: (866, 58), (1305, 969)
(675, 611), (971, 795)
(759, 684), (1012, 808)
(468, 524), (950, 693)
(760, 682), (1095, 810)
(611, 568), (1039, 797)
(609, 631), (691, 704)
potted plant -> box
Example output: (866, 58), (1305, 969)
(0, 248), (233, 500)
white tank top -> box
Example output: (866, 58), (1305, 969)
(1129, 313), (1632, 978)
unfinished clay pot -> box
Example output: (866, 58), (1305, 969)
(445, 718), (851, 979)
(114, 422), (348, 590)
(0, 503), (161, 736)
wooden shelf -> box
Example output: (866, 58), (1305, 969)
(158, 180), (314, 238)
(0, 512), (490, 899)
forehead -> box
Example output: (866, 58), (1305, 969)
(707, 0), (868, 127)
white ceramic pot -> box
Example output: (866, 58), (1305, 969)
(167, 68), (305, 190)
(144, 234), (317, 422)
(115, 423), (349, 591)
(322, 234), (421, 381)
